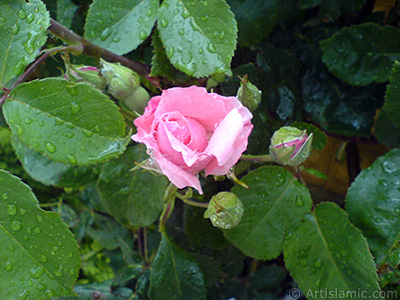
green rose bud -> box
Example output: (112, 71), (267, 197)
(100, 59), (140, 100)
(64, 64), (107, 91)
(120, 85), (151, 114)
(203, 192), (244, 229)
(269, 126), (313, 167)
(236, 75), (262, 112)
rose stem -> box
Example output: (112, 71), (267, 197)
(175, 192), (209, 208)
(240, 154), (274, 163)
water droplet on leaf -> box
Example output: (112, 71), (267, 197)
(11, 220), (22, 231)
(66, 154), (77, 164)
(160, 18), (168, 27)
(7, 205), (17, 215)
(45, 142), (56, 153)
(70, 102), (81, 115)
(18, 9), (26, 19)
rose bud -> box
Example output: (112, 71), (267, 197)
(64, 64), (107, 91)
(203, 192), (244, 229)
(121, 85), (151, 114)
(100, 59), (141, 100)
(236, 75), (262, 112)
(269, 126), (313, 167)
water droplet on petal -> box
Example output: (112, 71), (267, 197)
(45, 142), (57, 153)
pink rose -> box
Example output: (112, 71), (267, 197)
(131, 86), (253, 194)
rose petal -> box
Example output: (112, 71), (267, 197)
(152, 151), (203, 194)
(133, 96), (161, 135)
(155, 86), (229, 131)
(204, 108), (244, 167)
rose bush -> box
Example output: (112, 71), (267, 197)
(132, 86), (253, 193)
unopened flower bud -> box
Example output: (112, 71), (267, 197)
(121, 86), (151, 113)
(236, 75), (262, 112)
(269, 126), (313, 167)
(64, 64), (107, 91)
(100, 59), (140, 100)
(203, 192), (244, 229)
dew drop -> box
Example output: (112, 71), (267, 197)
(68, 252), (73, 258)
(7, 204), (17, 216)
(37, 215), (42, 222)
(382, 160), (397, 173)
(34, 227), (41, 234)
(30, 266), (44, 279)
(182, 10), (190, 18)
(11, 220), (22, 231)
(26, 227), (32, 234)
(55, 269), (62, 276)
(15, 125), (23, 136)
(201, 15), (209, 22)
(202, 1), (208, 6)
(167, 47), (175, 58)
(160, 18), (168, 27)
(26, 13), (35, 23)
(24, 117), (33, 125)
(110, 13), (116, 20)
(100, 28), (112, 41)
(2, 192), (9, 200)
(66, 132), (75, 139)
(146, 9), (153, 16)
(19, 290), (29, 300)
(207, 43), (216, 53)
(178, 29), (184, 36)
(66, 154), (77, 165)
(295, 197), (304, 207)
(37, 284), (46, 290)
(314, 259), (322, 268)
(45, 142), (56, 153)
(70, 102), (81, 115)
(198, 48), (204, 54)
(18, 8), (27, 19)
(219, 32), (225, 40)
(13, 59), (25, 75)
(12, 23), (20, 35)
(5, 262), (13, 271)
(45, 290), (54, 298)
(19, 208), (27, 215)
(40, 255), (47, 262)
(139, 30), (147, 40)
(38, 120), (45, 127)
(28, 280), (33, 287)
(112, 37), (121, 43)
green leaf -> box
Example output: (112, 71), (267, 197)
(149, 232), (206, 300)
(227, 0), (280, 47)
(0, 170), (80, 299)
(297, 0), (366, 22)
(345, 149), (400, 266)
(11, 137), (100, 188)
(0, 0), (50, 88)
(84, 0), (159, 55)
(284, 202), (382, 299)
(56, 0), (78, 29)
(375, 111), (400, 149)
(3, 78), (128, 165)
(292, 121), (327, 151)
(256, 43), (302, 122)
(383, 61), (400, 129)
(97, 145), (167, 227)
(157, 0), (237, 77)
(320, 23), (400, 86)
(224, 166), (313, 260)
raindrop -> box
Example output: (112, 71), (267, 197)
(66, 132), (75, 139)
(18, 8), (27, 19)
(70, 102), (81, 115)
(15, 125), (23, 136)
(40, 255), (47, 262)
(26, 13), (35, 23)
(28, 280), (33, 287)
(160, 18), (168, 27)
(100, 28), (112, 41)
(13, 59), (25, 75)
(7, 204), (17, 215)
(139, 30), (147, 40)
(203, 1), (208, 6)
(110, 13), (116, 20)
(66, 154), (77, 165)
(19, 290), (29, 300)
(24, 118), (33, 125)
(113, 37), (121, 43)
(45, 142), (57, 153)
(201, 15), (209, 22)
(182, 10), (190, 19)
(30, 266), (44, 279)
(5, 262), (13, 271)
(382, 161), (397, 173)
(94, 125), (100, 132)
(55, 270), (62, 276)
(37, 215), (42, 222)
(84, 130), (94, 137)
(314, 259), (322, 268)
(2, 192), (9, 200)
(219, 32), (225, 40)
(178, 29), (184, 36)
(38, 120), (45, 127)
(26, 227), (32, 234)
(68, 252), (73, 258)
(138, 17), (143, 23)
(34, 227), (41, 234)
(45, 290), (54, 298)
(207, 43), (216, 53)
(12, 23), (20, 35)
(37, 284), (46, 290)
(146, 9), (153, 16)
(167, 47), (175, 58)
(295, 197), (304, 207)
(198, 48), (203, 54)
(11, 220), (22, 231)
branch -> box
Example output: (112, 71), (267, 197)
(48, 19), (155, 82)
